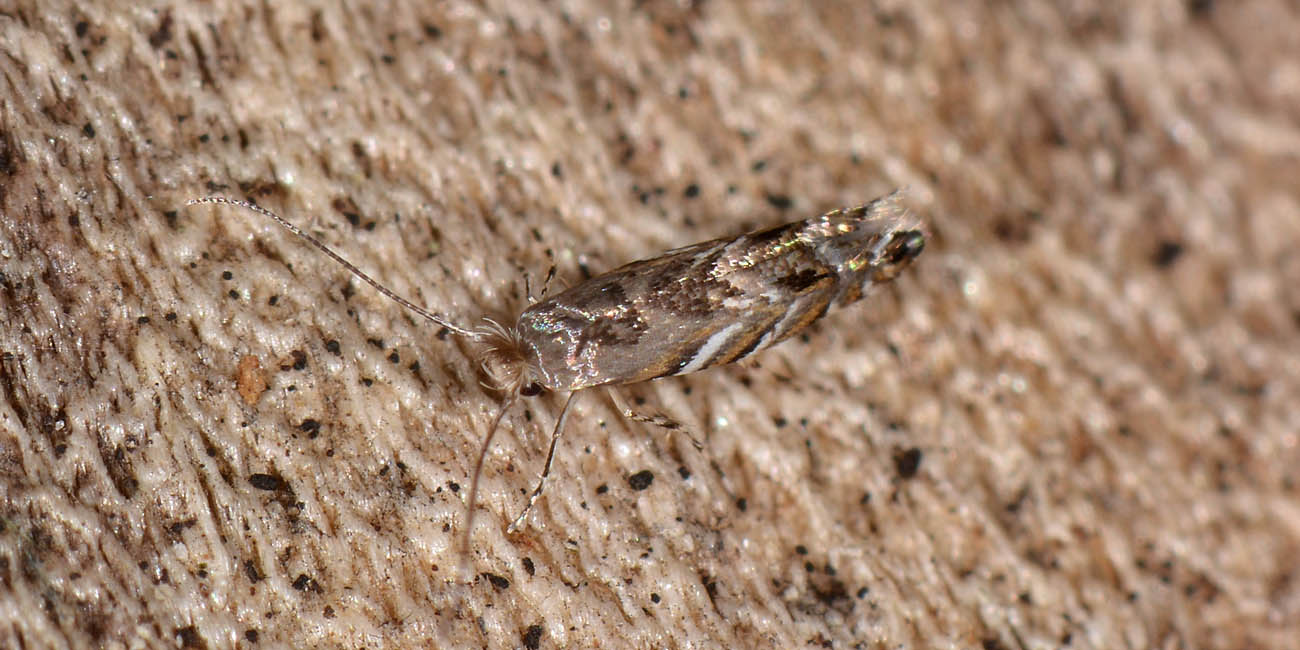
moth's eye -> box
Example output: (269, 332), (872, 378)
(520, 382), (544, 397)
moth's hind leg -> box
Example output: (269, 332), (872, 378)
(608, 389), (705, 451)
(507, 390), (581, 533)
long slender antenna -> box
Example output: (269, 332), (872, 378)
(188, 196), (481, 339)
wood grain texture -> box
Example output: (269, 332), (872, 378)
(2, 1), (1297, 648)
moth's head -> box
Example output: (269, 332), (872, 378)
(478, 319), (544, 397)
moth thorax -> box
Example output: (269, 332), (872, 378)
(478, 322), (535, 395)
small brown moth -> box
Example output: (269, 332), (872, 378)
(188, 192), (924, 568)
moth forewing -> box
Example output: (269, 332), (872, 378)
(511, 192), (924, 391)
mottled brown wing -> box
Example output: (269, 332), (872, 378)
(516, 228), (839, 390)
(515, 195), (922, 391)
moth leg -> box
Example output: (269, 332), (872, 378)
(522, 267), (536, 303)
(609, 390), (705, 451)
(508, 390), (581, 533)
(536, 263), (557, 302)
(523, 260), (558, 305)
(624, 411), (705, 451)
(460, 394), (518, 580)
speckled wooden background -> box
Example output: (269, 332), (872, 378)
(2, 1), (1297, 648)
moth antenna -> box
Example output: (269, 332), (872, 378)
(460, 393), (518, 582)
(508, 390), (581, 533)
(187, 196), (482, 339)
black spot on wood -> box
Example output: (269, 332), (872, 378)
(894, 447), (922, 479)
(522, 624), (543, 649)
(248, 473), (284, 491)
(628, 469), (655, 491)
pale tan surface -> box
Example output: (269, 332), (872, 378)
(2, 1), (1298, 648)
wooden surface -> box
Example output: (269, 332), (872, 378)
(2, 1), (1297, 648)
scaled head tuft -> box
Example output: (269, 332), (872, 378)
(477, 319), (535, 395)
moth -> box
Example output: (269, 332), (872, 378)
(189, 192), (925, 565)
